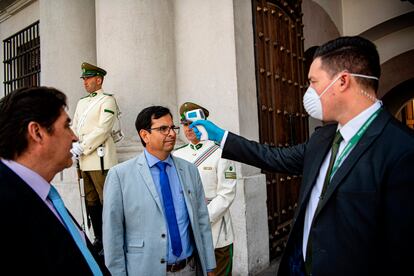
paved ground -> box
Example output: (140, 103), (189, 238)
(256, 258), (280, 275)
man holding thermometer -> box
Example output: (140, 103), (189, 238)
(189, 36), (414, 276)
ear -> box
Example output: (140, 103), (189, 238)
(339, 73), (351, 92)
(27, 121), (43, 143)
(139, 129), (150, 145)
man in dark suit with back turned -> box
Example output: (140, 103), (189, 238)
(191, 36), (414, 275)
(0, 87), (109, 275)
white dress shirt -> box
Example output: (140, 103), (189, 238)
(302, 101), (382, 258)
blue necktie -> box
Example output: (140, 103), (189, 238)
(155, 161), (183, 257)
(48, 186), (103, 276)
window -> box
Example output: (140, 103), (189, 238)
(3, 20), (40, 95)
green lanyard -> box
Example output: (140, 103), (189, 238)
(329, 107), (382, 179)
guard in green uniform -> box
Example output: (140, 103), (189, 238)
(173, 102), (237, 276)
(71, 62), (119, 254)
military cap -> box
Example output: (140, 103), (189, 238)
(80, 62), (107, 78)
(179, 102), (209, 123)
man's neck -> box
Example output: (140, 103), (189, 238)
(337, 89), (377, 125)
(89, 87), (102, 94)
(146, 149), (170, 161)
(14, 154), (55, 182)
(189, 138), (200, 145)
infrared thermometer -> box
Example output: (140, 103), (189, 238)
(185, 109), (209, 141)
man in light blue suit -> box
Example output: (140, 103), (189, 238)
(103, 106), (216, 275)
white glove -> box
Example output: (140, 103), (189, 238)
(70, 142), (84, 157)
(71, 153), (79, 163)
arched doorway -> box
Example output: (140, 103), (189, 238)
(382, 78), (414, 128)
(379, 50), (414, 129)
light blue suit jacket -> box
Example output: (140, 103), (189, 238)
(103, 152), (216, 275)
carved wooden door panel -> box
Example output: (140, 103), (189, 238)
(252, 0), (308, 260)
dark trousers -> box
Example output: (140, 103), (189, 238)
(82, 170), (107, 242)
(214, 244), (233, 276)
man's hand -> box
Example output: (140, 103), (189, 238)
(190, 120), (225, 143)
(70, 142), (84, 157)
(207, 272), (215, 276)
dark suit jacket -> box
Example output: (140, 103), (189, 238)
(222, 110), (414, 276)
(0, 161), (109, 275)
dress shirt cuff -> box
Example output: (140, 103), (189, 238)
(220, 130), (229, 149)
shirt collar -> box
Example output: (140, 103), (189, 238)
(190, 141), (204, 150)
(338, 101), (382, 144)
(1, 159), (51, 201)
(89, 88), (103, 97)
(144, 149), (173, 168)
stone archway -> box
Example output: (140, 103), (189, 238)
(378, 50), (414, 100)
(302, 0), (340, 49)
(379, 50), (414, 127)
(382, 79), (414, 116)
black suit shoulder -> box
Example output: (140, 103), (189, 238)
(0, 162), (109, 275)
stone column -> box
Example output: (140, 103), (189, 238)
(40, 0), (96, 113)
(95, 0), (177, 144)
(39, 0), (96, 226)
(174, 0), (269, 274)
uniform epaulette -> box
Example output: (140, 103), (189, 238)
(103, 93), (113, 96)
(174, 144), (188, 150)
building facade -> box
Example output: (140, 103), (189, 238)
(1, 0), (413, 274)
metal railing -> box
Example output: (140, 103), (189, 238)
(3, 20), (40, 95)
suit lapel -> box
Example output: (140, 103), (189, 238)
(314, 109), (390, 218)
(172, 157), (194, 222)
(136, 154), (164, 214)
(300, 125), (336, 208)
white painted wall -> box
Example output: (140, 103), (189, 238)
(174, 1), (269, 274)
(174, 0), (239, 135)
(40, 0), (96, 116)
(2, 0), (411, 274)
(174, 1), (243, 274)
(313, 0), (343, 35)
(95, 0), (177, 142)
(374, 26), (414, 63)
(40, 0), (97, 227)
(342, 0), (414, 35)
(233, 0), (270, 274)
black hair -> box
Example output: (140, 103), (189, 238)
(0, 86), (67, 159)
(135, 106), (172, 147)
(314, 36), (381, 92)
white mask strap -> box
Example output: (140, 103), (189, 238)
(349, 73), (379, 80)
(318, 74), (342, 99)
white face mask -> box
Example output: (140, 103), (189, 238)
(303, 73), (379, 120)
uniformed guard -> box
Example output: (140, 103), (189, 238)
(173, 102), (237, 276)
(71, 62), (119, 255)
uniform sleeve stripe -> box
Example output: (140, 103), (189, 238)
(194, 144), (220, 167)
(104, 109), (115, 114)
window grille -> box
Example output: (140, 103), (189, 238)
(3, 20), (40, 95)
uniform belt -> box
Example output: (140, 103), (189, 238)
(166, 255), (193, 272)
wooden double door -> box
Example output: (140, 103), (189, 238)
(252, 0), (308, 260)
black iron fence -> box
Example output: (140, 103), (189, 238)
(3, 20), (40, 95)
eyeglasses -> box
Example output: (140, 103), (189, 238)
(146, 125), (180, 135)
